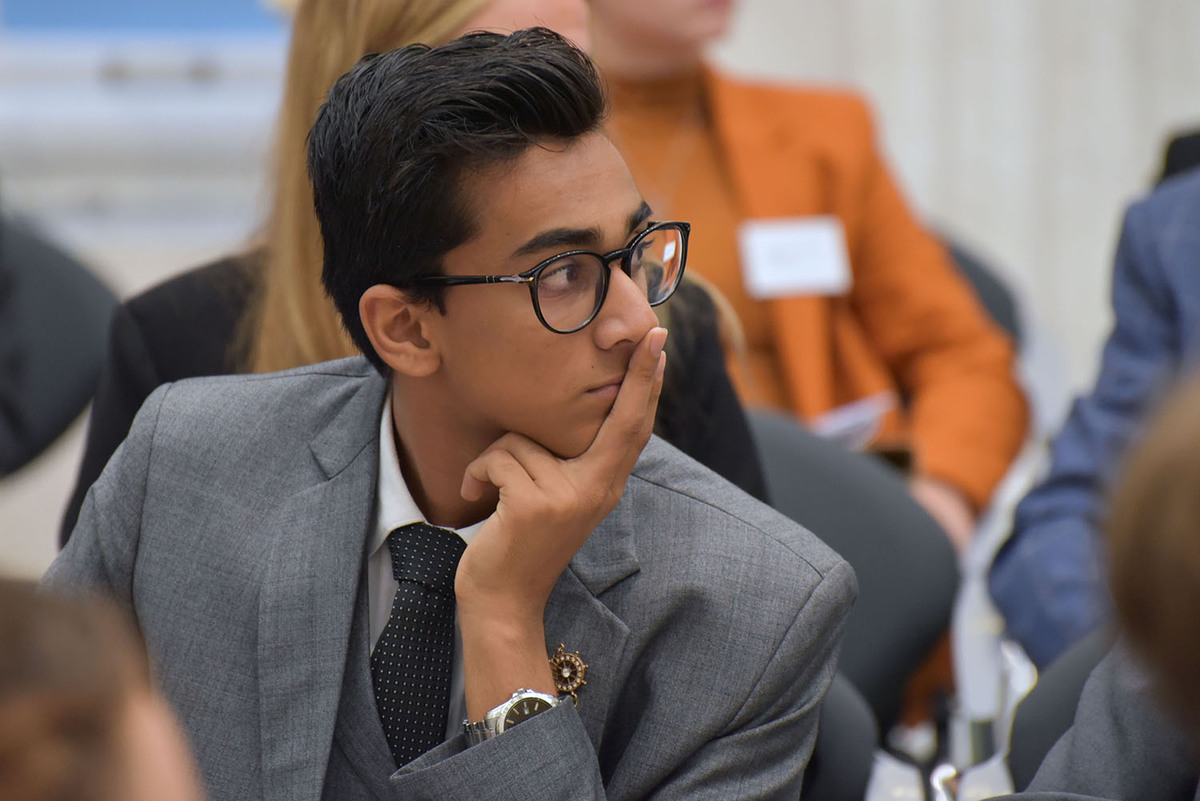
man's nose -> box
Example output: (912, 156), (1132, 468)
(591, 265), (658, 349)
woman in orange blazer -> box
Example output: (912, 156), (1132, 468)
(591, 0), (1029, 548)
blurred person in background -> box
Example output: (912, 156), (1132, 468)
(0, 213), (117, 478)
(1159, 128), (1200, 183)
(59, 0), (765, 542)
(991, 164), (1200, 668)
(994, 373), (1200, 801)
(0, 253), (24, 475)
(0, 578), (203, 801)
(588, 0), (1029, 551)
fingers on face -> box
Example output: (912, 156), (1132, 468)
(462, 433), (592, 535)
(462, 432), (566, 496)
(462, 327), (667, 501)
(587, 327), (667, 471)
(492, 433), (570, 488)
(647, 349), (666, 419)
(461, 446), (537, 501)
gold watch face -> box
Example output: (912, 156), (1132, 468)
(503, 696), (553, 729)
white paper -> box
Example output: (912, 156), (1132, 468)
(808, 391), (897, 450)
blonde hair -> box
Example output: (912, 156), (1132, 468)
(242, 0), (488, 373)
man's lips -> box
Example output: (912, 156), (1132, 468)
(586, 377), (625, 397)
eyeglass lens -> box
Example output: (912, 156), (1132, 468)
(535, 225), (685, 333)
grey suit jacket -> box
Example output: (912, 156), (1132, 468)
(997, 643), (1200, 801)
(45, 356), (856, 801)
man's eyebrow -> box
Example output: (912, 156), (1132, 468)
(627, 202), (653, 233)
(510, 202), (655, 259)
(512, 226), (604, 259)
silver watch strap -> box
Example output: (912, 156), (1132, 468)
(463, 689), (559, 745)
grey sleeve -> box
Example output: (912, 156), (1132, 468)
(42, 383), (171, 613)
(993, 644), (1199, 801)
(388, 560), (857, 801)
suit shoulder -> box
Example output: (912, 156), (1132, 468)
(1128, 168), (1200, 236)
(158, 356), (377, 405)
(143, 357), (381, 447)
(629, 437), (851, 584)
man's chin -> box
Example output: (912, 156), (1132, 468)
(540, 422), (606, 461)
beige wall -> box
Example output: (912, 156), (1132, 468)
(715, 0), (1200, 389)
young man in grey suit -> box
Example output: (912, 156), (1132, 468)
(46, 29), (856, 801)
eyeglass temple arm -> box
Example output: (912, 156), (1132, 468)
(418, 274), (533, 287)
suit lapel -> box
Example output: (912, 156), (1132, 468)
(252, 362), (644, 794)
(544, 496), (639, 753)
(257, 370), (386, 801)
(705, 68), (840, 416)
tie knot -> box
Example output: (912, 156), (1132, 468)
(384, 522), (465, 596)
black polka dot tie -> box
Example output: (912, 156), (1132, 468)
(371, 522), (466, 767)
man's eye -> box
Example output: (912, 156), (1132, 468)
(630, 231), (658, 262)
(629, 237), (658, 272)
(539, 258), (588, 295)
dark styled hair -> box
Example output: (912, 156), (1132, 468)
(308, 27), (607, 370)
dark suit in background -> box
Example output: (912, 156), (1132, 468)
(0, 255), (24, 471)
(1161, 130), (1200, 183)
(0, 216), (117, 476)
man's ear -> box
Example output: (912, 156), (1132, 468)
(359, 284), (442, 377)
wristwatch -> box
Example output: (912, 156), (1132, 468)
(464, 689), (559, 745)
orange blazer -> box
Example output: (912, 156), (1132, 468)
(704, 68), (1028, 509)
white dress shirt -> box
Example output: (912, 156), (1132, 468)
(370, 391), (485, 739)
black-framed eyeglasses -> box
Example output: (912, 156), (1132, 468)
(412, 220), (690, 334)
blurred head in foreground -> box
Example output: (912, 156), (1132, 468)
(1108, 373), (1200, 746)
(0, 579), (203, 801)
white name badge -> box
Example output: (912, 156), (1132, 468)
(738, 216), (852, 299)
